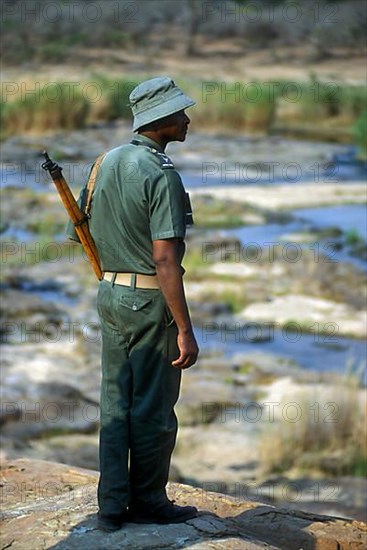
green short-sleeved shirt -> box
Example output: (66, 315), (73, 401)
(82, 135), (191, 274)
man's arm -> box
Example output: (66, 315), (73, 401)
(153, 238), (198, 369)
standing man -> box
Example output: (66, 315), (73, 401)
(88, 77), (199, 531)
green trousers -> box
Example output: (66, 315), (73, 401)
(97, 279), (181, 515)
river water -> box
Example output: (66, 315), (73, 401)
(2, 143), (366, 381)
(194, 325), (366, 382)
(226, 204), (367, 271)
(184, 153), (366, 381)
(194, 200), (366, 379)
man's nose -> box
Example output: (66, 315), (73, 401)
(184, 113), (190, 124)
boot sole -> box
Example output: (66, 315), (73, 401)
(128, 511), (198, 524)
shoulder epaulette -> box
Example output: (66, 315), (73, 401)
(154, 150), (174, 169)
(146, 146), (174, 169)
(130, 139), (174, 169)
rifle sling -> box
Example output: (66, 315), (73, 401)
(84, 153), (106, 218)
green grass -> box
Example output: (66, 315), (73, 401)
(345, 228), (365, 247)
(26, 216), (67, 236)
(182, 247), (206, 277)
(191, 196), (250, 229)
(352, 110), (367, 159)
(215, 288), (247, 313)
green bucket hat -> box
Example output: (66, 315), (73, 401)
(129, 77), (195, 132)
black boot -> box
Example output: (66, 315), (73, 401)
(128, 499), (198, 524)
(97, 511), (128, 532)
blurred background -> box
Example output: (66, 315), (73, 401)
(1, 0), (366, 521)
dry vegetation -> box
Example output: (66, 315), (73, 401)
(259, 370), (367, 477)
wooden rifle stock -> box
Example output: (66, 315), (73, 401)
(41, 151), (103, 281)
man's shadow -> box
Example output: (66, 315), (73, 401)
(47, 504), (349, 549)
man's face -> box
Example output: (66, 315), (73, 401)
(158, 110), (191, 143)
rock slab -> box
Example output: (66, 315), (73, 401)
(1, 459), (366, 549)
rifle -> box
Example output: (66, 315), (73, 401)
(41, 151), (103, 281)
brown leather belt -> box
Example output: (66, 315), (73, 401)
(103, 272), (160, 289)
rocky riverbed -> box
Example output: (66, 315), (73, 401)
(1, 126), (366, 522)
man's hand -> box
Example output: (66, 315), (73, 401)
(172, 330), (199, 370)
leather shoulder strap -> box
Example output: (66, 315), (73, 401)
(84, 153), (106, 216)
